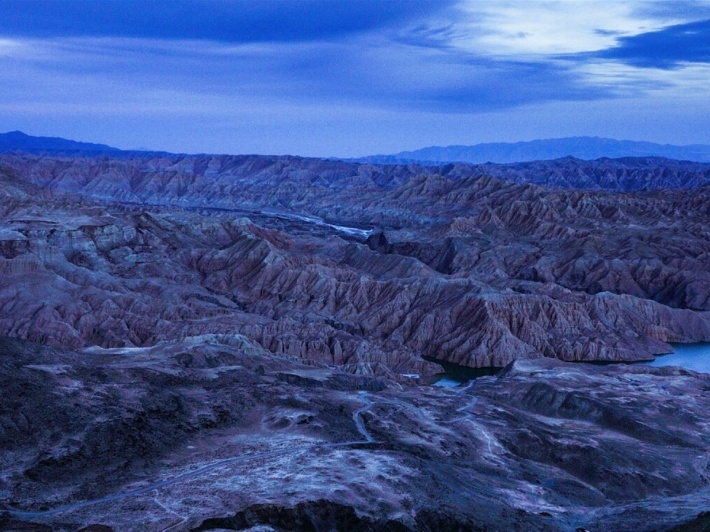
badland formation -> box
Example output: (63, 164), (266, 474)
(1, 135), (710, 531)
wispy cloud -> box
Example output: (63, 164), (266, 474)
(395, 1), (686, 56)
(447, 1), (662, 55)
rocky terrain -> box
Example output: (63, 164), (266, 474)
(2, 336), (710, 531)
(463, 157), (710, 191)
(0, 154), (709, 371)
(1, 152), (710, 530)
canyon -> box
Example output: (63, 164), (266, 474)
(1, 151), (710, 530)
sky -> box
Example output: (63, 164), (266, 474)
(1, 0), (710, 157)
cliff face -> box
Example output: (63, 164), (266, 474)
(1, 154), (709, 371)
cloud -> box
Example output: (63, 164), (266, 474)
(408, 1), (666, 56)
(0, 35), (606, 117)
(1, 0), (452, 43)
(365, 53), (614, 112)
(2, 1), (710, 155)
(593, 18), (710, 68)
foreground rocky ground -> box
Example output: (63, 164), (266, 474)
(1, 153), (709, 530)
(1, 336), (710, 531)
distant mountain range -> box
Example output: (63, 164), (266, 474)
(0, 130), (122, 154)
(359, 137), (710, 164)
(4, 130), (710, 165)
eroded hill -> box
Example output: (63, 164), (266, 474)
(0, 154), (709, 371)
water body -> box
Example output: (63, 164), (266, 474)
(430, 343), (710, 387)
(261, 210), (373, 238)
(427, 357), (501, 387)
(645, 343), (710, 373)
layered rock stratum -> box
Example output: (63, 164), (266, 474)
(1, 152), (710, 530)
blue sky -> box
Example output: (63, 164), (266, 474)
(2, 1), (710, 156)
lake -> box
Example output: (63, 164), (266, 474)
(644, 343), (710, 373)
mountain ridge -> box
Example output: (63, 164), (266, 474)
(0, 130), (123, 154)
(4, 131), (710, 192)
(358, 136), (710, 164)
(5, 130), (710, 165)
